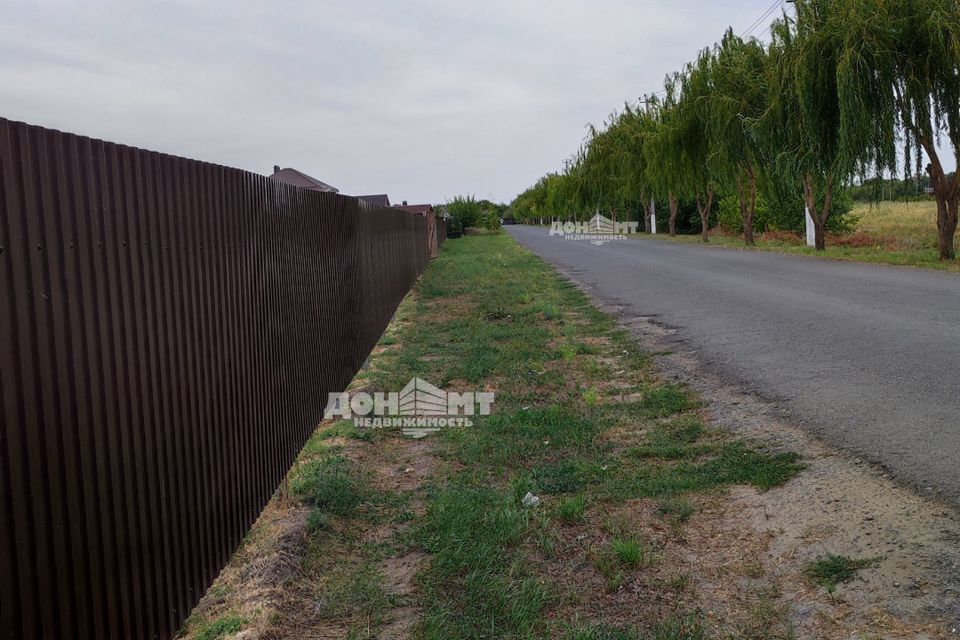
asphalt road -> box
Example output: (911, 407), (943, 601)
(506, 225), (960, 506)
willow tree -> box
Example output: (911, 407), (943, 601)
(870, 0), (960, 260)
(758, 3), (856, 250)
(616, 105), (657, 232)
(643, 80), (686, 236)
(578, 108), (652, 228)
(512, 175), (551, 223)
(541, 172), (569, 221)
(675, 52), (721, 242)
(704, 30), (770, 245)
(581, 118), (628, 221)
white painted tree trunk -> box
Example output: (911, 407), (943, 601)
(804, 206), (816, 247)
(650, 197), (657, 234)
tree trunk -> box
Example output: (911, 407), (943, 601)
(814, 217), (827, 251)
(925, 154), (959, 260)
(934, 195), (958, 260)
(668, 193), (678, 237)
(696, 187), (714, 243)
(743, 167), (757, 246)
(803, 172), (832, 251)
(897, 94), (960, 261)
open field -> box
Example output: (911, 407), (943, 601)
(852, 201), (941, 249)
(654, 201), (959, 272)
(177, 234), (959, 640)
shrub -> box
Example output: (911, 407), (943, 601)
(716, 193), (771, 233)
(447, 195), (483, 229)
(762, 173), (855, 233)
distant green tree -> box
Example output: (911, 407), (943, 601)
(447, 195), (482, 229)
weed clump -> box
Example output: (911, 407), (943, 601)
(806, 554), (878, 589)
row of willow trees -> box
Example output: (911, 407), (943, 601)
(510, 0), (960, 259)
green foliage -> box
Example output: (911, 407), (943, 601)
(481, 208), (502, 231)
(763, 172), (856, 233)
(447, 195), (483, 229)
(718, 193), (770, 233)
(850, 175), (934, 202)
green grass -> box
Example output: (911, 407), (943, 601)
(647, 200), (960, 272)
(610, 537), (647, 568)
(592, 548), (626, 591)
(611, 444), (803, 500)
(805, 554), (879, 590)
(629, 416), (709, 460)
(196, 615), (246, 640)
(634, 385), (699, 418)
(317, 565), (389, 619)
(313, 233), (805, 638)
(656, 497), (695, 524)
(531, 459), (604, 494)
(292, 455), (367, 518)
(415, 485), (547, 639)
(555, 494), (589, 523)
(562, 615), (705, 640)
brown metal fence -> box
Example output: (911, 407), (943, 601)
(0, 118), (440, 639)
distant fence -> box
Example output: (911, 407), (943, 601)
(0, 118), (444, 639)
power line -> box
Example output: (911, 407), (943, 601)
(741, 0), (783, 36)
(638, 0), (785, 106)
(740, 0), (785, 38)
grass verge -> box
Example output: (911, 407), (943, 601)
(643, 201), (959, 272)
(365, 233), (803, 638)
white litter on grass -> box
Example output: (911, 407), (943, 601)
(522, 492), (541, 508)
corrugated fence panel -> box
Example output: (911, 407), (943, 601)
(0, 118), (438, 640)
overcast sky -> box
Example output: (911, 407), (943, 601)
(2, 0), (908, 205)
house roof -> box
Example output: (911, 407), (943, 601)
(357, 194), (391, 207)
(394, 204), (434, 215)
(269, 167), (339, 193)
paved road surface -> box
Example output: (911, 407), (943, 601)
(506, 225), (960, 506)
